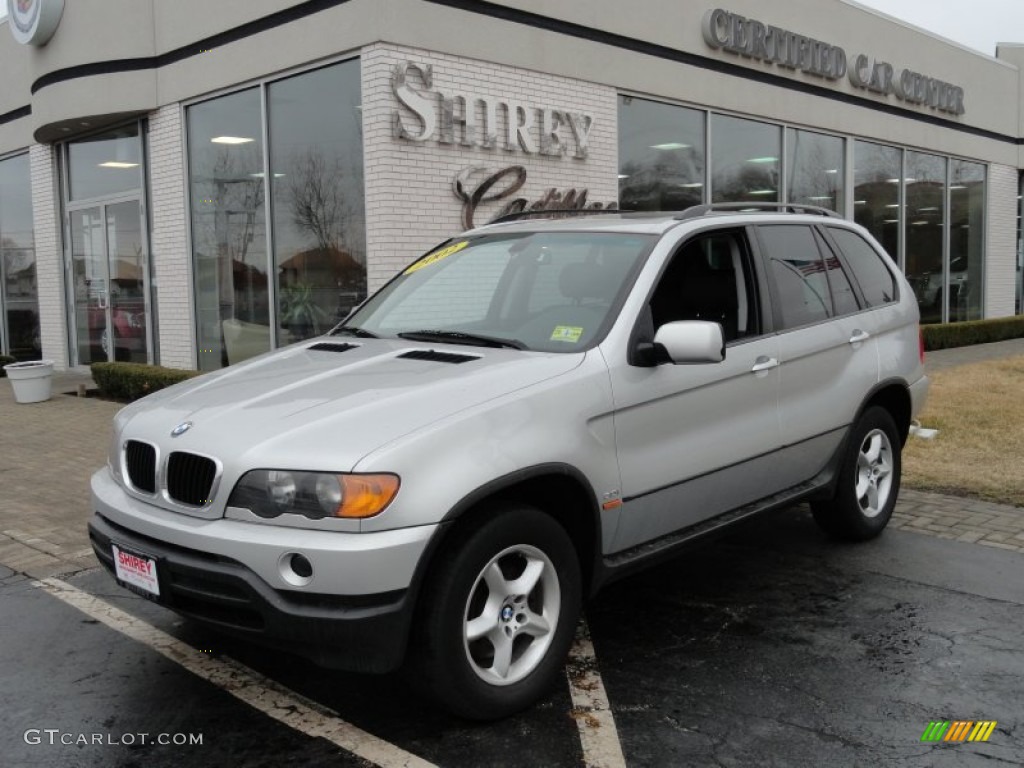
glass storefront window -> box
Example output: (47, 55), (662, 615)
(68, 124), (143, 201)
(618, 96), (705, 211)
(948, 160), (985, 322)
(0, 153), (39, 360)
(188, 60), (367, 369)
(787, 129), (844, 213)
(1017, 173), (1022, 315)
(905, 152), (946, 324)
(853, 141), (901, 264)
(188, 88), (269, 370)
(268, 60), (365, 344)
(711, 115), (781, 203)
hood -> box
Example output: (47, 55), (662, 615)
(118, 339), (584, 472)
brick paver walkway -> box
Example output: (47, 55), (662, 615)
(0, 372), (119, 578)
(1, 359), (1022, 579)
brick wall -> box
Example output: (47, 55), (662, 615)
(985, 164), (1018, 318)
(361, 43), (619, 292)
(30, 144), (68, 370)
(147, 105), (195, 369)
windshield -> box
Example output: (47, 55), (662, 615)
(341, 232), (654, 352)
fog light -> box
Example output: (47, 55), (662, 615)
(279, 552), (314, 587)
(290, 553), (313, 578)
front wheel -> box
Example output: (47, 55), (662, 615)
(413, 504), (582, 720)
(812, 406), (902, 541)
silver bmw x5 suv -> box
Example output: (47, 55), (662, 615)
(89, 204), (928, 719)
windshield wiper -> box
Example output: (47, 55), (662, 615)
(397, 330), (526, 350)
(331, 326), (379, 338)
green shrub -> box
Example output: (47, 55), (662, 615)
(91, 362), (200, 402)
(0, 354), (16, 377)
(922, 315), (1024, 351)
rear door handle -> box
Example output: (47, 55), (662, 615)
(751, 356), (779, 373)
(849, 329), (871, 345)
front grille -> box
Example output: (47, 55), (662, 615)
(124, 440), (157, 493)
(166, 452), (217, 507)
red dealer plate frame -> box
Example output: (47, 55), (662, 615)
(112, 542), (161, 599)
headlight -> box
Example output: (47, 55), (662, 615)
(228, 470), (400, 520)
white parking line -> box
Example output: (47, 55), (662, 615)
(566, 619), (628, 768)
(35, 577), (436, 768)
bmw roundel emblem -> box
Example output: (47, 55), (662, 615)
(171, 421), (193, 438)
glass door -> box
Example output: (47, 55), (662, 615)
(61, 122), (151, 367)
(69, 200), (148, 364)
(70, 207), (107, 365)
(105, 200), (147, 363)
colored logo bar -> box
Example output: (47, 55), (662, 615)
(921, 721), (997, 743)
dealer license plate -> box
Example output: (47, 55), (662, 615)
(112, 543), (161, 597)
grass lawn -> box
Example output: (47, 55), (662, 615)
(903, 354), (1024, 507)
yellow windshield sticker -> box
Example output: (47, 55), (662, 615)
(404, 241), (470, 275)
(551, 326), (584, 343)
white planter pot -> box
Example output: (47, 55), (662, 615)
(3, 360), (55, 404)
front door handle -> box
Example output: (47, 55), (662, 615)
(849, 329), (871, 345)
(751, 356), (779, 373)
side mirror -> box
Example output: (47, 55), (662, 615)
(652, 321), (725, 364)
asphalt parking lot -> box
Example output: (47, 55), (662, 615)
(3, 506), (1021, 768)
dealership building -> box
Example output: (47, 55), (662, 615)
(1, 0), (1022, 371)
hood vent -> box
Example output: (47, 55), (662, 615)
(398, 349), (478, 364)
(307, 342), (358, 353)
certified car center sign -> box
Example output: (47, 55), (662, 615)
(7, 0), (64, 46)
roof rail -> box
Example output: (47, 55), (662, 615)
(488, 208), (625, 224)
(674, 202), (842, 221)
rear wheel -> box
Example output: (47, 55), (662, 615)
(812, 406), (901, 541)
(413, 504), (581, 720)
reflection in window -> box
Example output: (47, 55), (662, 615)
(618, 96), (705, 211)
(269, 61), (365, 343)
(948, 161), (985, 322)
(820, 235), (859, 316)
(68, 124), (143, 201)
(787, 129), (844, 213)
(758, 225), (832, 328)
(0, 154), (39, 360)
(1019, 172), (1023, 315)
(188, 88), (269, 370)
(853, 141), (901, 264)
(827, 228), (897, 308)
(905, 152), (946, 325)
(711, 115), (781, 203)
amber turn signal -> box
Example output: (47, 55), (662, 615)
(335, 474), (401, 518)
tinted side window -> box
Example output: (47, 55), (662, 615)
(816, 231), (860, 316)
(758, 225), (831, 329)
(827, 228), (898, 307)
(649, 230), (759, 343)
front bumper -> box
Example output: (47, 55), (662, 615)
(89, 468), (442, 672)
(90, 512), (416, 672)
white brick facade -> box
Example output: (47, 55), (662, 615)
(30, 144), (68, 370)
(984, 164), (1018, 318)
(147, 106), (194, 369)
(361, 43), (619, 292)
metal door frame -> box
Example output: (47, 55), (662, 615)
(64, 197), (151, 366)
(59, 121), (153, 368)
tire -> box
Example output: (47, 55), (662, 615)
(812, 406), (902, 541)
(412, 504), (582, 720)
